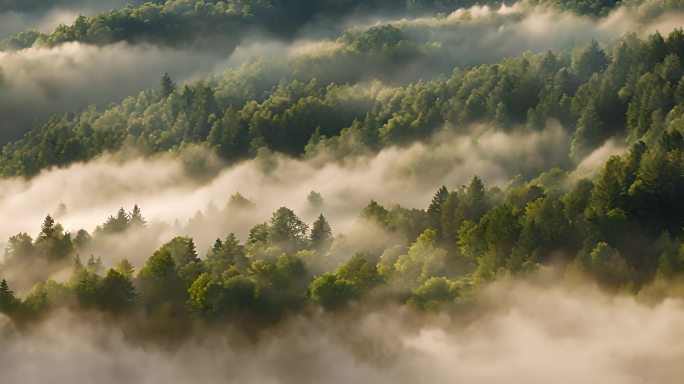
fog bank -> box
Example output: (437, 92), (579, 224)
(1, 280), (683, 383)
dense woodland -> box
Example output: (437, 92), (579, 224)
(2, 28), (684, 176)
(1, 0), (684, 335)
(0, 0), (629, 51)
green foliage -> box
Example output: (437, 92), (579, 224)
(97, 269), (138, 314)
(2, 30), (682, 181)
(575, 242), (631, 287)
(427, 185), (449, 237)
(3, 18), (684, 329)
(657, 243), (684, 278)
(160, 72), (177, 99)
(115, 259), (135, 279)
(137, 247), (187, 312)
(248, 253), (310, 315)
(310, 214), (333, 250)
(392, 229), (449, 288)
(309, 253), (382, 309)
(205, 234), (248, 275)
(552, 0), (620, 16)
(6, 135), (684, 323)
(188, 273), (256, 317)
(0, 279), (20, 316)
(156, 236), (205, 286)
(309, 273), (357, 310)
(408, 277), (460, 311)
(268, 207), (309, 251)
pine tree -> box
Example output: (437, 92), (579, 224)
(464, 176), (487, 222)
(115, 259), (135, 279)
(206, 234), (246, 274)
(101, 207), (130, 233)
(0, 279), (18, 314)
(571, 99), (604, 159)
(129, 204), (147, 227)
(427, 185), (449, 234)
(572, 40), (608, 81)
(160, 72), (176, 99)
(97, 269), (138, 314)
(311, 214), (333, 250)
(39, 215), (56, 239)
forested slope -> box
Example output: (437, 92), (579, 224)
(1, 28), (683, 177)
(0, 0), (684, 339)
(1, 0), (631, 51)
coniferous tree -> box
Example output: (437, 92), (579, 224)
(0, 279), (19, 315)
(39, 215), (56, 240)
(427, 185), (449, 235)
(129, 204), (146, 227)
(97, 269), (138, 314)
(160, 72), (176, 99)
(310, 214), (333, 250)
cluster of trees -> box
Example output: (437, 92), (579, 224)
(0, 0), (496, 51)
(2, 0), (630, 50)
(548, 0), (620, 16)
(0, 0), (271, 50)
(0, 0), (146, 13)
(4, 124), (684, 326)
(95, 205), (147, 234)
(0, 205), (146, 292)
(1, 29), (683, 177)
(1, 0), (684, 332)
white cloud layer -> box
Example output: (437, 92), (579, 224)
(1, 280), (683, 383)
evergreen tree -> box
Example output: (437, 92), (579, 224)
(100, 207), (130, 233)
(572, 40), (608, 81)
(115, 259), (135, 279)
(571, 99), (604, 159)
(310, 214), (333, 250)
(0, 279), (19, 315)
(160, 72), (176, 99)
(206, 234), (246, 275)
(464, 176), (487, 222)
(97, 269), (138, 314)
(129, 204), (147, 227)
(427, 185), (449, 235)
(39, 215), (56, 239)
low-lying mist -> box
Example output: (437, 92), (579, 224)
(1, 278), (682, 384)
(0, 41), (239, 143)
(0, 0), (146, 38)
(0, 124), (579, 264)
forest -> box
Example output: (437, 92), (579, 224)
(0, 0), (684, 383)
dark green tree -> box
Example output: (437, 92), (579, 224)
(0, 279), (19, 315)
(160, 72), (176, 99)
(310, 214), (333, 250)
(268, 207), (309, 250)
(97, 269), (138, 314)
(427, 185), (449, 236)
